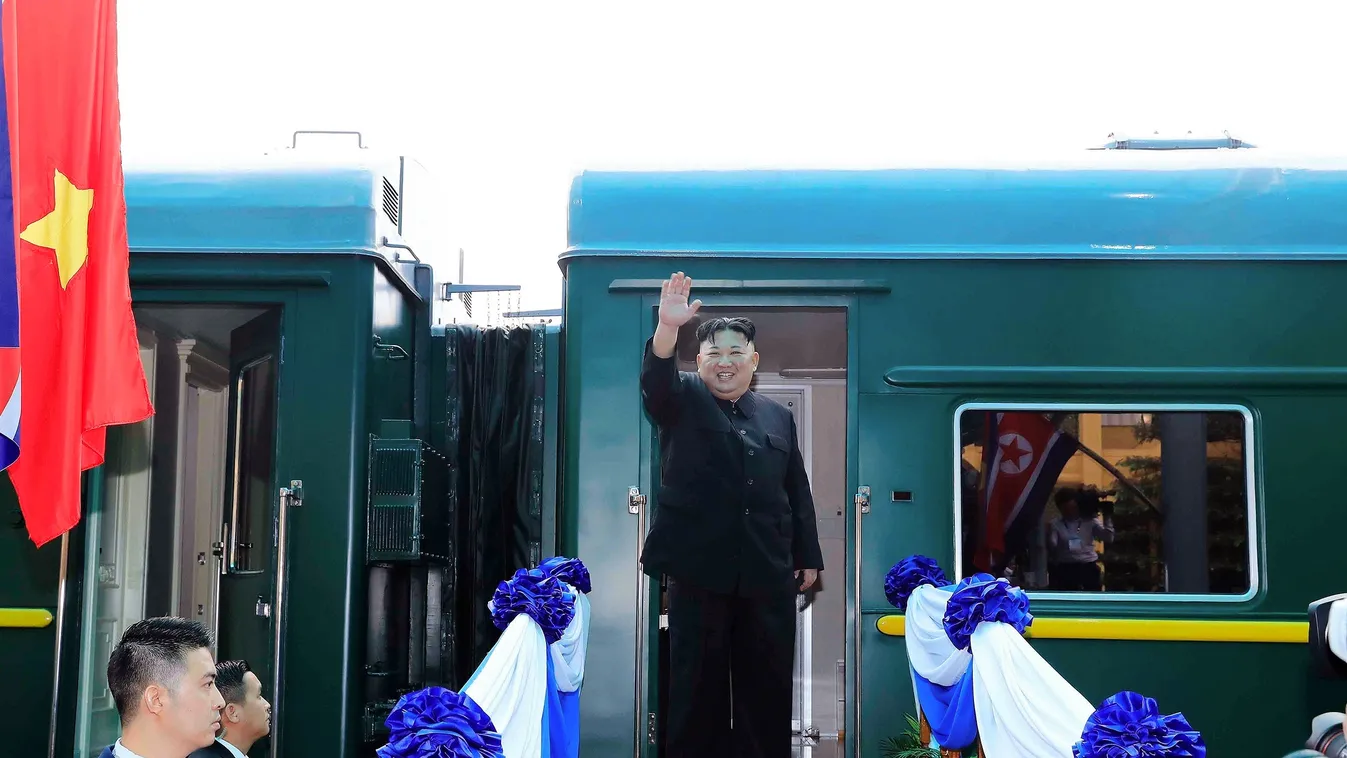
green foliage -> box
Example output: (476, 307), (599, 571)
(879, 715), (942, 758)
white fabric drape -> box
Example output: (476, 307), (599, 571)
(462, 614), (549, 758)
(902, 582), (1096, 757)
(550, 585), (590, 693)
(968, 621), (1094, 758)
(904, 585), (971, 686)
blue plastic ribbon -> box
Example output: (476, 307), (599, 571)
(911, 666), (979, 750)
(377, 686), (503, 758)
(534, 556), (592, 594)
(1073, 691), (1206, 758)
(942, 573), (1032, 650)
(884, 554), (950, 611)
(490, 568), (576, 644)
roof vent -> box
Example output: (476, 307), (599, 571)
(381, 177), (400, 227)
(1093, 130), (1255, 150)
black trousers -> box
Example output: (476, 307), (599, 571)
(664, 579), (797, 758)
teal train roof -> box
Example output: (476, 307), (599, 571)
(125, 157), (401, 255)
(562, 152), (1347, 261)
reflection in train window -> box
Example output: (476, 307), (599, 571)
(956, 407), (1253, 597)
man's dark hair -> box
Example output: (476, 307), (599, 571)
(695, 316), (756, 346)
(107, 617), (214, 725)
(1053, 487), (1078, 506)
(215, 660), (252, 705)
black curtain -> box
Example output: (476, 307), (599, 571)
(443, 324), (546, 683)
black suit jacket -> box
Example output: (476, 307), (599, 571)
(188, 740), (237, 758)
(638, 339), (824, 597)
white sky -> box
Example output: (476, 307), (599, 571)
(116, 1), (1347, 311)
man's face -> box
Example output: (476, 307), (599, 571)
(157, 647), (224, 750)
(225, 671), (273, 741)
(695, 328), (758, 400)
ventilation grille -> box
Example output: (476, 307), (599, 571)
(367, 439), (422, 562)
(366, 438), (451, 564)
(381, 177), (400, 228)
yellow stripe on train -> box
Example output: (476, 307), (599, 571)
(875, 615), (1309, 644)
(0, 608), (54, 629)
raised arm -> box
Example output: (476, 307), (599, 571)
(640, 273), (702, 426)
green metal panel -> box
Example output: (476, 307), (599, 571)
(365, 439), (450, 563)
(562, 251), (1347, 758)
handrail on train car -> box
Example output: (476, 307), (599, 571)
(0, 607), (54, 628)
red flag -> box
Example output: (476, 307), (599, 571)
(973, 412), (1076, 573)
(3, 0), (153, 546)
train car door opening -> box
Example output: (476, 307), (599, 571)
(71, 304), (284, 758)
(642, 304), (851, 758)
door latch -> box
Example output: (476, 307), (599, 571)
(855, 485), (871, 515)
(647, 712), (657, 745)
(280, 479), (304, 508)
(628, 486), (646, 515)
(255, 596), (272, 618)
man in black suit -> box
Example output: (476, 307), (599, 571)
(189, 660), (271, 758)
(640, 272), (824, 758)
(96, 617), (224, 758)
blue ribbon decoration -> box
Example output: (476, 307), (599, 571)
(534, 556), (592, 594)
(1073, 691), (1206, 758)
(911, 665), (979, 750)
(941, 573), (1032, 650)
(884, 554), (950, 611)
(490, 568), (576, 644)
(377, 686), (504, 758)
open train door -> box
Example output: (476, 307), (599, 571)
(216, 309), (285, 758)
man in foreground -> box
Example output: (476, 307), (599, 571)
(189, 660), (272, 758)
(639, 272), (825, 758)
(99, 616), (224, 758)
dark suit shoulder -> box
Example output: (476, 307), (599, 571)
(188, 742), (234, 758)
(97, 748), (116, 758)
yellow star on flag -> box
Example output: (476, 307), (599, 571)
(19, 169), (93, 289)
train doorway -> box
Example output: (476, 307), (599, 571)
(72, 304), (283, 758)
(644, 305), (851, 758)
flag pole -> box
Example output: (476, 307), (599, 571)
(1044, 413), (1163, 519)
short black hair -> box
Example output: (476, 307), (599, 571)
(1053, 487), (1078, 506)
(107, 617), (214, 725)
(215, 660), (252, 705)
(695, 316), (756, 346)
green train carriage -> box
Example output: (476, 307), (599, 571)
(560, 145), (1347, 758)
(0, 148), (563, 757)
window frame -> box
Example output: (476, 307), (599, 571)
(951, 401), (1259, 604)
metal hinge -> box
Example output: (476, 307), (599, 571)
(647, 712), (656, 745)
(855, 485), (871, 515)
(281, 480), (304, 507)
(628, 486), (646, 515)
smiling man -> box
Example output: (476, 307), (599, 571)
(99, 617), (224, 758)
(639, 272), (824, 758)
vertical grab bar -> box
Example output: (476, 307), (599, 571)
(270, 480), (303, 758)
(629, 485), (648, 758)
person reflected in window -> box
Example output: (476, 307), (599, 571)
(1047, 487), (1115, 591)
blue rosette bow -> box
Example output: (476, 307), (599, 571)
(489, 567), (576, 644)
(1072, 690), (1206, 758)
(535, 555), (592, 594)
(883, 554), (950, 611)
(941, 573), (1032, 650)
(377, 686), (504, 758)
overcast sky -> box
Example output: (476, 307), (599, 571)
(116, 1), (1347, 311)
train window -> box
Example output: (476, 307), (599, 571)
(955, 406), (1254, 598)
